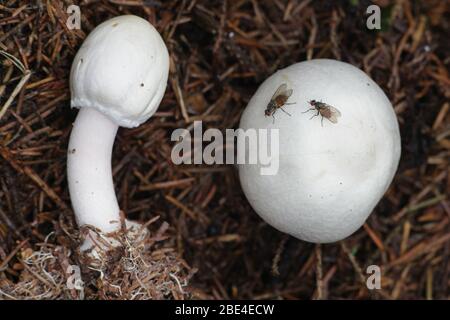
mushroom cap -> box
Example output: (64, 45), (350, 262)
(70, 15), (169, 128)
(239, 59), (401, 243)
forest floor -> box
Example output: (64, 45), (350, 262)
(0, 0), (449, 299)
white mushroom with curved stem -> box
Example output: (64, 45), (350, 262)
(67, 15), (169, 252)
(239, 59), (401, 243)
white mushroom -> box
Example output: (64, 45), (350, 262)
(239, 59), (401, 243)
(67, 15), (169, 250)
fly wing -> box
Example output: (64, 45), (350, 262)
(327, 105), (341, 123)
(283, 88), (293, 98)
(271, 83), (289, 100)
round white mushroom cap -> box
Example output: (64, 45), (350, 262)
(70, 15), (169, 128)
(239, 59), (401, 243)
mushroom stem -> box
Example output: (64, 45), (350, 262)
(67, 107), (120, 235)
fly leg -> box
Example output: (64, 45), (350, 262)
(280, 108), (291, 116)
(309, 111), (320, 120)
(302, 108), (316, 114)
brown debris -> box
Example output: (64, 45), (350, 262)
(0, 221), (192, 300)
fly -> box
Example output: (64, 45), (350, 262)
(265, 83), (296, 124)
(302, 100), (341, 126)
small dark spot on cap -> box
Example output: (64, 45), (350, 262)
(75, 180), (79, 184)
(140, 83), (144, 87)
(366, 83), (370, 86)
(80, 58), (83, 63)
(112, 23), (118, 27)
(339, 182), (343, 185)
(69, 148), (76, 154)
(309, 194), (312, 198)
